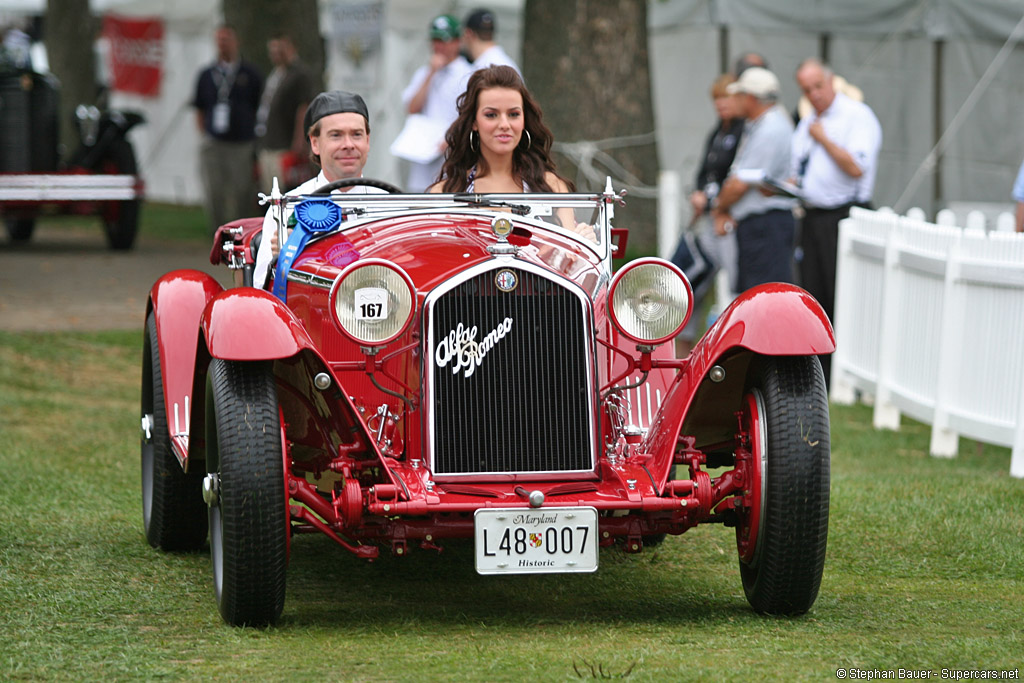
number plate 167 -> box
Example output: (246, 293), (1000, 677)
(354, 287), (388, 320)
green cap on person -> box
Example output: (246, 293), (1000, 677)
(430, 14), (460, 41)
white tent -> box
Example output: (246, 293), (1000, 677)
(649, 0), (1024, 217)
(4, 0), (1024, 217)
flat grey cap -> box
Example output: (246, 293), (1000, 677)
(304, 90), (369, 132)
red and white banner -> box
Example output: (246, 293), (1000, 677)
(103, 14), (164, 97)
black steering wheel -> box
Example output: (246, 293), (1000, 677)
(311, 177), (404, 195)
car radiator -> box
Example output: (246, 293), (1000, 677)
(427, 265), (595, 477)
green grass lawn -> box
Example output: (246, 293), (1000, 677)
(0, 330), (1021, 681)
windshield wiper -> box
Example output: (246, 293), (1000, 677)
(452, 193), (531, 216)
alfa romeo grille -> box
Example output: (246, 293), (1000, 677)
(428, 265), (594, 476)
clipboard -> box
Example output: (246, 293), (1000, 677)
(734, 168), (804, 201)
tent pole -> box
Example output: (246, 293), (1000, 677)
(933, 39), (944, 213)
(719, 25), (729, 75)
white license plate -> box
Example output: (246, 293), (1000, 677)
(474, 507), (598, 574)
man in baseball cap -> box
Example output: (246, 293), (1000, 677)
(463, 8), (520, 74)
(255, 90), (387, 288)
(726, 66), (781, 101)
(397, 14), (473, 191)
(429, 14), (460, 41)
(711, 66), (798, 294)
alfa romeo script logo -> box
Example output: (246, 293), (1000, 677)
(435, 318), (513, 379)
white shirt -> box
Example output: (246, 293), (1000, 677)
(401, 56), (474, 131)
(791, 92), (882, 208)
(729, 105), (795, 221)
(472, 45), (520, 76)
(253, 171), (387, 288)
(400, 56), (474, 191)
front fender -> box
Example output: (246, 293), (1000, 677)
(190, 288), (390, 485)
(700, 283), (835, 358)
(642, 283), (834, 489)
(147, 270), (225, 463)
(188, 288), (336, 472)
(200, 288), (317, 360)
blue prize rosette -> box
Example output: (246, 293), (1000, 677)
(272, 198), (343, 302)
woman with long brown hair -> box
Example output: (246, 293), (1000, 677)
(429, 65), (573, 194)
(429, 66), (593, 239)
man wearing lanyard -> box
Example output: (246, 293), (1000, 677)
(792, 57), (882, 388)
(193, 25), (263, 235)
(253, 91), (387, 290)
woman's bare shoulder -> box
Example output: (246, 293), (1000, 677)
(544, 172), (570, 193)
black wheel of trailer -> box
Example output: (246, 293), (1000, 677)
(737, 355), (830, 616)
(205, 358), (288, 627)
(5, 218), (35, 243)
(99, 138), (141, 250)
(141, 313), (208, 551)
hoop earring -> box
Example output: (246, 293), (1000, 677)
(470, 130), (479, 153)
(520, 130), (532, 150)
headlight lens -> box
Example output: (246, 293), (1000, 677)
(609, 259), (692, 345)
(330, 259), (416, 346)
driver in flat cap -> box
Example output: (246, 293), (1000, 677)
(254, 90), (388, 289)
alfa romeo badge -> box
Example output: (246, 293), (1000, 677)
(495, 268), (518, 292)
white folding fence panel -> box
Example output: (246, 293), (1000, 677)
(932, 231), (1024, 468)
(831, 207), (893, 403)
(876, 219), (961, 430)
(833, 208), (1024, 478)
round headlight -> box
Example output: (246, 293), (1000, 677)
(608, 258), (692, 345)
(330, 259), (416, 346)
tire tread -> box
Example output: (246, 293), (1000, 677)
(741, 355), (830, 616)
(208, 359), (287, 627)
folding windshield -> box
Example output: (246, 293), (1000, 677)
(262, 181), (627, 263)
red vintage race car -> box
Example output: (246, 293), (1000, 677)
(141, 178), (834, 626)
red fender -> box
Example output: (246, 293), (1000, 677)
(196, 288), (393, 486)
(699, 283), (835, 357)
(147, 270), (225, 463)
(200, 288), (318, 360)
(642, 283), (835, 489)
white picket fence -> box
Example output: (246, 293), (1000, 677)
(831, 207), (1024, 478)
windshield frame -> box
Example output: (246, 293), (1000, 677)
(264, 186), (627, 265)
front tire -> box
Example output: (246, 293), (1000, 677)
(738, 355), (830, 616)
(206, 359), (288, 627)
(141, 313), (208, 551)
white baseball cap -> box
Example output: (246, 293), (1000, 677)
(726, 67), (781, 99)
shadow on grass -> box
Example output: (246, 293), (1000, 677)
(268, 531), (759, 629)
